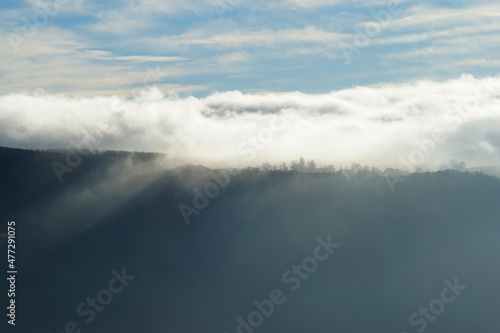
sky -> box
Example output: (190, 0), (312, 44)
(1, 0), (499, 169)
(2, 0), (500, 94)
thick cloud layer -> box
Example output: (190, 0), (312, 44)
(1, 74), (500, 170)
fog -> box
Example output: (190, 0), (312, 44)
(1, 74), (500, 170)
(2, 147), (499, 332)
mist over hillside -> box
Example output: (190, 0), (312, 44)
(3, 0), (500, 331)
(1, 146), (500, 333)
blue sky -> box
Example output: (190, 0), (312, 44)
(1, 0), (500, 96)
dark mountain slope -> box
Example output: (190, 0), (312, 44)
(0, 147), (499, 333)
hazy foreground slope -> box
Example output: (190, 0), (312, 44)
(1, 147), (500, 333)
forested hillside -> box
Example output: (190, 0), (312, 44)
(1, 146), (499, 333)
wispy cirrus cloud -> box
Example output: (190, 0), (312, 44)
(2, 0), (500, 94)
(83, 50), (187, 62)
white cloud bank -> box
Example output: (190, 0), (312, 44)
(1, 74), (500, 170)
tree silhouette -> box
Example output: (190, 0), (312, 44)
(307, 159), (316, 171)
